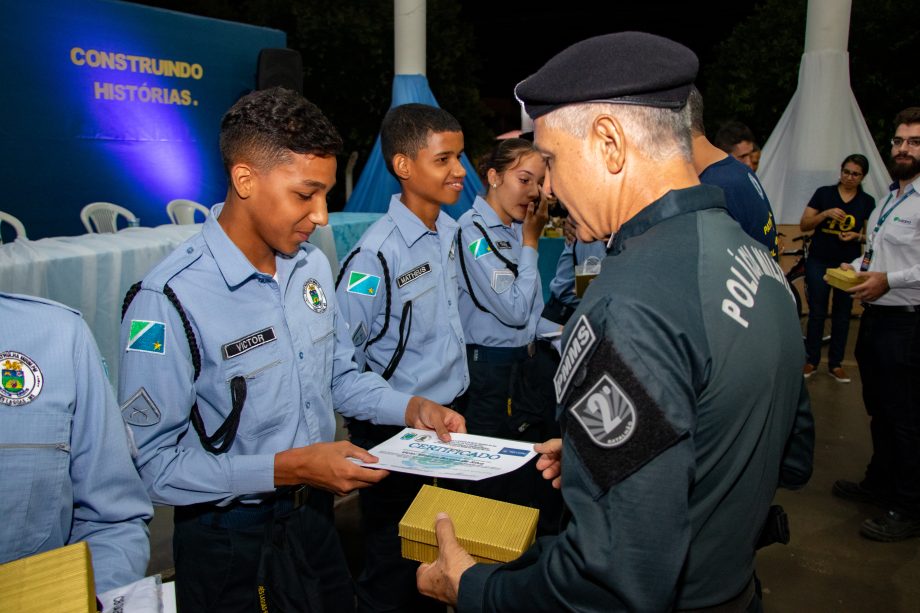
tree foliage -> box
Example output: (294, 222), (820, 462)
(701, 0), (920, 160)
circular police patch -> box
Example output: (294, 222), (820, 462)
(303, 278), (327, 313)
(568, 373), (636, 448)
(0, 350), (43, 407)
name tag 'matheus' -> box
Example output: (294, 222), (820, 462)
(396, 262), (432, 288)
(222, 327), (277, 360)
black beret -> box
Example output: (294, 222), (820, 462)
(515, 32), (699, 119)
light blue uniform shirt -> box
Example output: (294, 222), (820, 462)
(548, 238), (608, 306)
(336, 195), (468, 405)
(0, 293), (152, 594)
(456, 196), (543, 347)
(118, 207), (411, 507)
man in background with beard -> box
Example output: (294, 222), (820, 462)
(834, 106), (920, 542)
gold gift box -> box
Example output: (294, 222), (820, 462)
(824, 267), (861, 291)
(400, 485), (539, 564)
(0, 541), (96, 613)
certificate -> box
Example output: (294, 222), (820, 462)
(355, 428), (538, 481)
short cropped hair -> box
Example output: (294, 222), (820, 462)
(542, 102), (692, 162)
(380, 103), (463, 176)
(713, 120), (755, 153)
(219, 87), (343, 174)
(687, 86), (705, 135)
(894, 106), (920, 128)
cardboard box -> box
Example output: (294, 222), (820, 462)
(0, 541), (96, 612)
(824, 267), (861, 291)
(400, 485), (539, 564)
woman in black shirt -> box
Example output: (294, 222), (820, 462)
(799, 154), (876, 382)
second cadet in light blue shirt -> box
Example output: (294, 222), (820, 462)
(1, 292), (151, 594)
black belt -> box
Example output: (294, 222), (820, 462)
(176, 485), (313, 529)
(676, 576), (756, 613)
(467, 343), (534, 364)
(862, 302), (920, 314)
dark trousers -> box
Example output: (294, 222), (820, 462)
(855, 305), (920, 517)
(348, 422), (444, 613)
(804, 257), (852, 368)
(173, 490), (354, 613)
(458, 343), (564, 535)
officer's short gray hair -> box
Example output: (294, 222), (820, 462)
(542, 102), (692, 162)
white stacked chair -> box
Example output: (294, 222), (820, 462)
(0, 210), (27, 244)
(80, 202), (137, 234)
(166, 199), (210, 225)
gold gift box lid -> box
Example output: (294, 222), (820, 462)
(824, 267), (861, 291)
(399, 485), (539, 565)
(0, 541), (96, 612)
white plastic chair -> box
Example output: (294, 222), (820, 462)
(80, 202), (137, 234)
(166, 199), (210, 225)
(0, 211), (27, 244)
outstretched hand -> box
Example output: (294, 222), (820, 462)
(535, 438), (563, 489)
(405, 396), (466, 442)
(416, 513), (476, 605)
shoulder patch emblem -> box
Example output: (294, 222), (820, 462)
(120, 387), (161, 426)
(397, 262), (432, 288)
(0, 351), (43, 406)
(347, 271), (381, 297)
(127, 320), (166, 355)
(303, 278), (327, 313)
(568, 373), (637, 448)
(491, 269), (515, 294)
(351, 321), (368, 347)
(554, 315), (597, 403)
(222, 327), (277, 360)
(468, 237), (492, 259)
(496, 240), (512, 250)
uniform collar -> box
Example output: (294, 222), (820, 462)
(890, 175), (920, 196)
(203, 204), (306, 289)
(387, 194), (458, 247)
(472, 196), (509, 229)
(607, 184), (726, 255)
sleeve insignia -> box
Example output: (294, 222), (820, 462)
(491, 269), (515, 294)
(120, 387), (162, 426)
(346, 271), (381, 297)
(127, 320), (166, 355)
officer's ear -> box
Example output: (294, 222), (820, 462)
(593, 115), (626, 175)
(229, 163), (254, 199)
(393, 154), (411, 181)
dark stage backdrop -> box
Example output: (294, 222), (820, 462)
(0, 0), (285, 238)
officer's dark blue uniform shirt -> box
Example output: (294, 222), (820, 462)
(336, 195), (468, 403)
(1, 292), (152, 593)
(458, 186), (814, 612)
(456, 196), (543, 347)
(119, 206), (411, 507)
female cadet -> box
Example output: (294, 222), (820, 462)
(455, 138), (551, 504)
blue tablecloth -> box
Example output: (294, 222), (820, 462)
(537, 236), (565, 302)
(328, 212), (383, 263)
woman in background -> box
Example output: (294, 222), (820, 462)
(800, 153), (876, 383)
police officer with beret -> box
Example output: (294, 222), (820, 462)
(417, 32), (815, 612)
(0, 292), (152, 594)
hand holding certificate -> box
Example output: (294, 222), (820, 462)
(354, 428), (538, 481)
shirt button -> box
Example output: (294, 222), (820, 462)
(186, 247), (194, 254)
(305, 401), (311, 409)
(299, 352), (304, 359)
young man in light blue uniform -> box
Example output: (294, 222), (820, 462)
(336, 103), (469, 613)
(0, 292), (151, 595)
(119, 89), (462, 612)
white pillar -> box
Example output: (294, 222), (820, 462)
(804, 0), (851, 52)
(394, 0), (425, 76)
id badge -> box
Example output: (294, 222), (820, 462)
(860, 249), (873, 272)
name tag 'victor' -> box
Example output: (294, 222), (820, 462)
(222, 327), (277, 360)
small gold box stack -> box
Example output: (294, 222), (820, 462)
(399, 485), (539, 564)
(824, 267), (861, 291)
(0, 541), (96, 613)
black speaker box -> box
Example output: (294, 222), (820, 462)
(257, 48), (303, 94)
